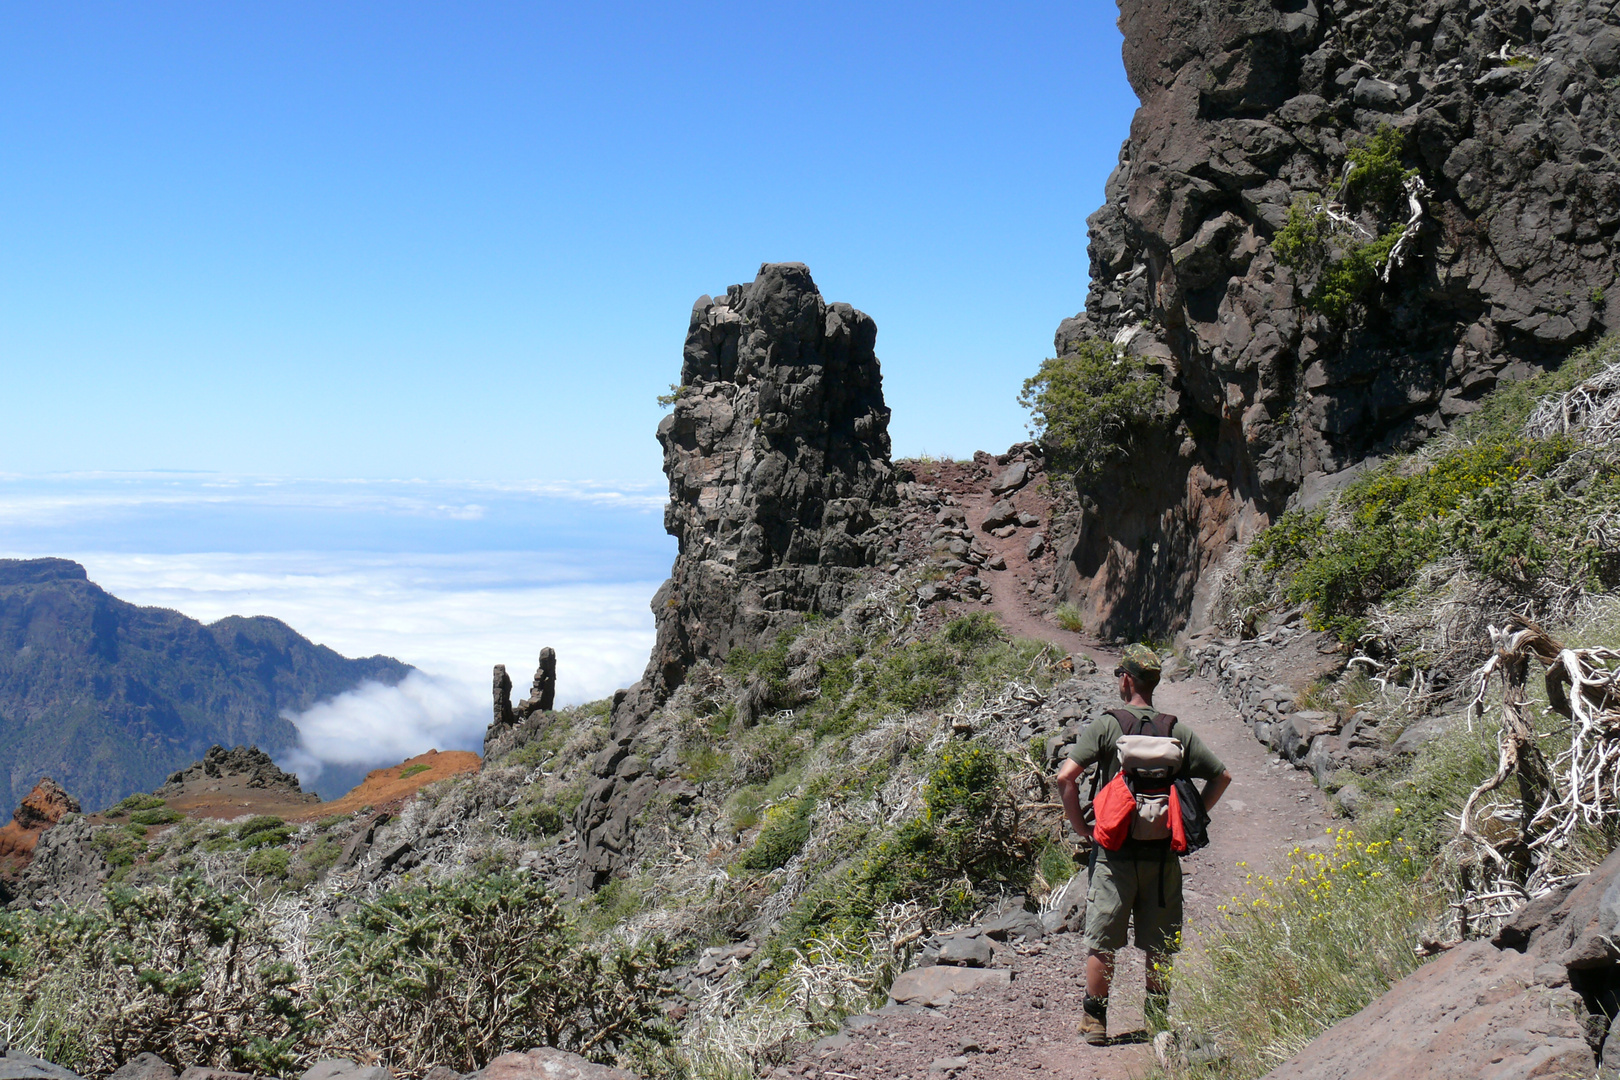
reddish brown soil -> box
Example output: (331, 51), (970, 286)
(160, 749), (480, 823)
(780, 460), (1332, 1080)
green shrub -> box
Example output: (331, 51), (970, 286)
(315, 873), (671, 1072)
(233, 816), (293, 849)
(245, 848), (291, 880)
(739, 796), (817, 872)
(1273, 199), (1405, 321)
(0, 875), (314, 1076)
(399, 763), (432, 779)
(1246, 339), (1620, 641)
(1164, 831), (1431, 1078)
(1054, 603), (1086, 633)
(1037, 840), (1077, 890)
(510, 801), (567, 838)
(1272, 128), (1418, 322)
(105, 793), (167, 817)
(302, 839), (343, 874)
(1019, 338), (1164, 479)
(1344, 125), (1418, 213)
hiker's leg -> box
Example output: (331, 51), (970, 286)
(1081, 851), (1134, 964)
(1079, 851), (1134, 1042)
(1085, 949), (1115, 998)
(1134, 854), (1183, 1015)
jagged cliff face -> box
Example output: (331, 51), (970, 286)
(1057, 0), (1620, 635)
(575, 262), (898, 890)
(641, 262), (898, 699)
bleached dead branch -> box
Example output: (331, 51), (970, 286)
(1524, 358), (1620, 444)
(1453, 617), (1620, 935)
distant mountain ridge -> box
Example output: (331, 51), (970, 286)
(0, 557), (411, 812)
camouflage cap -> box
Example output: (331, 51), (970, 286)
(1117, 643), (1162, 684)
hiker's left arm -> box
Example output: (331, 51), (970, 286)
(1054, 758), (1092, 842)
(1180, 728), (1230, 809)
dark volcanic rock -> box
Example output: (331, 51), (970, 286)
(159, 745), (315, 801)
(1055, 0), (1620, 637)
(9, 815), (109, 910)
(0, 557), (412, 811)
(1262, 847), (1620, 1078)
(645, 262), (896, 697)
(0, 1048), (83, 1080)
(574, 263), (898, 891)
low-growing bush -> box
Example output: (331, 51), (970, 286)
(244, 848), (290, 879)
(1246, 338), (1620, 641)
(315, 873), (672, 1072)
(233, 817), (294, 849)
(105, 794), (167, 817)
(0, 874), (313, 1076)
(739, 795), (817, 872)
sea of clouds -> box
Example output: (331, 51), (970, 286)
(0, 472), (671, 798)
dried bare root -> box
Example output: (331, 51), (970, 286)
(1453, 617), (1620, 936)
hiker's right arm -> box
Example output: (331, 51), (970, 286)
(1055, 758), (1092, 842)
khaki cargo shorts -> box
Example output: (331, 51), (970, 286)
(1082, 846), (1183, 955)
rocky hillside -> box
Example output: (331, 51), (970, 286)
(1053, 0), (1620, 638)
(0, 558), (411, 811)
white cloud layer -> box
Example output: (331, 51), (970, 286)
(275, 671), (485, 786)
(0, 474), (672, 795)
(70, 550), (662, 792)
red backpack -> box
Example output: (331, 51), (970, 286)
(1092, 710), (1191, 855)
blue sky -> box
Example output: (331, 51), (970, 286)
(0, 2), (1136, 786)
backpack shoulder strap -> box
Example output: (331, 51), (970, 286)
(1106, 708), (1141, 737)
(1109, 708), (1176, 739)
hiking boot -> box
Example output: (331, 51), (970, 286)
(1079, 996), (1108, 1046)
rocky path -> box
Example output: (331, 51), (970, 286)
(780, 465), (1334, 1080)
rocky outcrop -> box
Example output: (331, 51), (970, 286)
(0, 777), (78, 861)
(9, 815), (108, 909)
(574, 262), (899, 892)
(1262, 843), (1620, 1079)
(1056, 0), (1620, 636)
(485, 649), (557, 760)
(643, 262), (898, 698)
(158, 745), (315, 802)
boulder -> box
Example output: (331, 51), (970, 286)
(989, 461), (1030, 494)
(301, 1062), (393, 1080)
(888, 966), (1012, 1008)
(9, 816), (108, 909)
(107, 1056), (177, 1080)
(981, 500), (1018, 531)
(936, 936), (994, 967)
(1260, 940), (1590, 1079)
(979, 906), (1046, 943)
(0, 1051), (82, 1080)
(468, 1048), (638, 1080)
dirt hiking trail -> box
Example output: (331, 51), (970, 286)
(780, 463), (1332, 1080)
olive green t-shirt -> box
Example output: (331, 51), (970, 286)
(1067, 705), (1227, 788)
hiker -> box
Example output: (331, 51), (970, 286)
(1054, 644), (1232, 1046)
